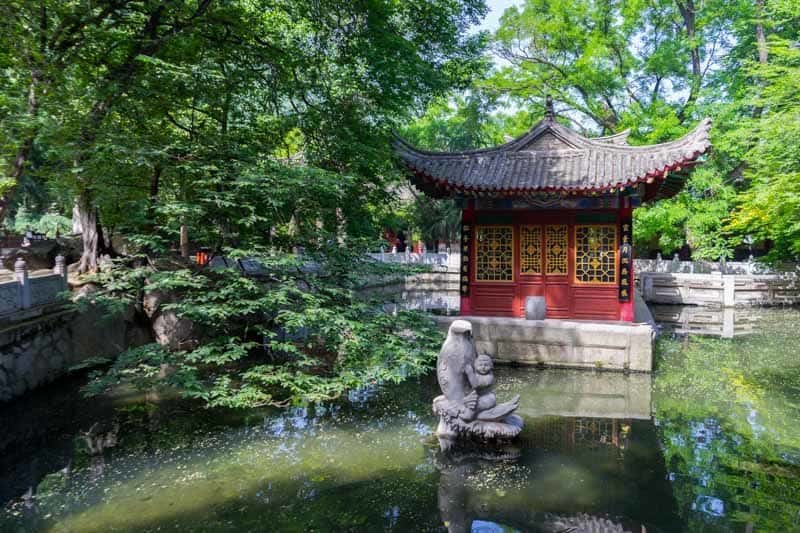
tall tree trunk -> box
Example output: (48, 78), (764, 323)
(0, 69), (41, 222)
(180, 224), (189, 258)
(676, 0), (702, 120)
(730, 0), (771, 183)
(145, 164), (162, 255)
(77, 191), (99, 273)
(71, 2), (210, 273)
(148, 164), (161, 224)
(753, 0), (769, 118)
(755, 0), (768, 65)
(74, 5), (170, 274)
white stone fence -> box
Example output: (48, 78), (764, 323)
(0, 256), (68, 319)
(367, 252), (798, 277)
(633, 255), (798, 275)
(367, 251), (460, 271)
(640, 272), (799, 307)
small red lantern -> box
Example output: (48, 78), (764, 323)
(196, 249), (211, 266)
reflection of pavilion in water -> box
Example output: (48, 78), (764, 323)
(524, 415), (631, 455)
(511, 367), (649, 458)
(437, 368), (680, 533)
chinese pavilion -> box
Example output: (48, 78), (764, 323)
(395, 104), (711, 322)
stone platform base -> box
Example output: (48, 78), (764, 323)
(432, 316), (655, 372)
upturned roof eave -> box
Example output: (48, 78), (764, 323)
(395, 117), (711, 199)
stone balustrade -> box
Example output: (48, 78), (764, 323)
(0, 256), (68, 320)
(633, 255), (798, 275)
(640, 271), (799, 307)
(366, 251), (798, 276)
(367, 251), (799, 277)
(367, 251), (459, 271)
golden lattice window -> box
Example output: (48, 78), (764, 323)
(575, 225), (617, 284)
(545, 225), (568, 275)
(520, 225), (542, 274)
(475, 226), (514, 282)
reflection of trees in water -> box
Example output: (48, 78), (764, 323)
(4, 415), (121, 529)
(0, 372), (122, 518)
(435, 446), (522, 533)
(655, 310), (800, 531)
(659, 414), (800, 532)
(80, 421), (120, 481)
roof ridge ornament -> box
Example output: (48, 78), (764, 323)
(545, 95), (555, 121)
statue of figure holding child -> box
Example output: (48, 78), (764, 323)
(432, 320), (523, 446)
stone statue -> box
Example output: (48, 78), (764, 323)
(433, 320), (523, 445)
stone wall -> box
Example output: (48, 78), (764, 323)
(358, 272), (460, 314)
(433, 315), (655, 372)
(0, 305), (151, 402)
(366, 251), (459, 271)
(359, 271), (459, 294)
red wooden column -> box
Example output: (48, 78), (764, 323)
(459, 200), (474, 315)
(619, 202), (634, 321)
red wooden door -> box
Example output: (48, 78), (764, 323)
(471, 212), (622, 320)
(514, 223), (570, 318)
(471, 225), (516, 316)
(516, 224), (544, 317)
(543, 224), (571, 318)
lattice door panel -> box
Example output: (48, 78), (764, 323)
(520, 225), (543, 274)
(575, 225), (617, 284)
(475, 226), (514, 282)
(545, 225), (568, 275)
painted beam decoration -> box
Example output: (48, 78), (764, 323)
(460, 223), (471, 295)
(475, 195), (624, 210)
(619, 219), (632, 302)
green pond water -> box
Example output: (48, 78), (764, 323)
(2, 307), (800, 532)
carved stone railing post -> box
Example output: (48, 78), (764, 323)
(671, 253), (681, 273)
(15, 257), (30, 309)
(54, 254), (67, 290)
(723, 275), (735, 308)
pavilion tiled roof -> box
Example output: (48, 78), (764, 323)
(394, 116), (711, 200)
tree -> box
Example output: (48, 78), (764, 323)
(1, 0), (489, 271)
(7, 0), (490, 407)
(489, 0), (736, 136)
(725, 14), (800, 260)
(399, 92), (526, 245)
(480, 0), (782, 259)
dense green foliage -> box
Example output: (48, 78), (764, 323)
(0, 0), (487, 255)
(725, 17), (800, 260)
(81, 250), (442, 408)
(0, 0), (489, 407)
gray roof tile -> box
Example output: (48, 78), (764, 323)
(394, 117), (711, 198)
